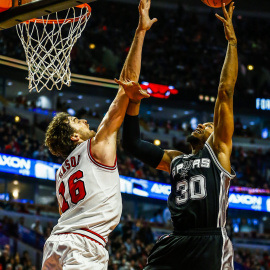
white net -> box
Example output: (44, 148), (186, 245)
(16, 4), (91, 92)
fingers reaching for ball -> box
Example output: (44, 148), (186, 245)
(215, 2), (237, 43)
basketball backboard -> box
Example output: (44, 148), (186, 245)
(0, 0), (97, 30)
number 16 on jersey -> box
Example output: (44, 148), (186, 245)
(59, 170), (87, 213)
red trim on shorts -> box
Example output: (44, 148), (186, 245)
(80, 228), (106, 243)
(88, 138), (117, 170)
(59, 232), (105, 247)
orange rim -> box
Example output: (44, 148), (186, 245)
(24, 3), (91, 24)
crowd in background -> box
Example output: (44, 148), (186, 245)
(0, 1), (270, 269)
(118, 142), (270, 189)
(0, 244), (35, 270)
(139, 116), (256, 138)
(0, 2), (270, 104)
(0, 207), (270, 270)
(0, 108), (269, 189)
(0, 117), (268, 270)
(0, 0), (269, 189)
(234, 249), (270, 270)
(0, 109), (57, 163)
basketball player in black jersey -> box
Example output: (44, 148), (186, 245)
(116, 2), (238, 270)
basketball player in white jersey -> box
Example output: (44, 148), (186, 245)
(42, 1), (157, 269)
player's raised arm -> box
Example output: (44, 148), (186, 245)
(208, 2), (238, 173)
(116, 81), (181, 173)
(92, 0), (157, 165)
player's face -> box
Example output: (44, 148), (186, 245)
(68, 116), (96, 141)
(191, 122), (214, 143)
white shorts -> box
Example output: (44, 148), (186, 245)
(42, 234), (109, 270)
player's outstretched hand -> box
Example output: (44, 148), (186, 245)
(137, 0), (158, 31)
(215, 2), (237, 45)
(114, 79), (150, 102)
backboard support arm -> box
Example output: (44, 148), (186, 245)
(0, 0), (96, 30)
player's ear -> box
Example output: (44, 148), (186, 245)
(70, 133), (80, 142)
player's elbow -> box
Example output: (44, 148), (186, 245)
(218, 83), (234, 100)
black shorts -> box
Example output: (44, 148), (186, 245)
(144, 228), (234, 270)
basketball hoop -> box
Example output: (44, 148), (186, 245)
(16, 4), (91, 92)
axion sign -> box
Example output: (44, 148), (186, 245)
(228, 193), (270, 212)
(0, 153), (270, 213)
(120, 177), (270, 212)
(120, 176), (171, 200)
(0, 153), (60, 181)
(0, 155), (31, 169)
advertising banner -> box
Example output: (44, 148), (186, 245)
(0, 153), (60, 181)
(0, 153), (269, 212)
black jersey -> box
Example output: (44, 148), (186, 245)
(169, 142), (235, 231)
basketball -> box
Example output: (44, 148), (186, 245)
(201, 0), (232, 8)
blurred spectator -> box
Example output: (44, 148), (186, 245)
(150, 209), (164, 224)
(31, 219), (43, 235)
(0, 208), (270, 269)
(239, 218), (254, 233)
(0, 248), (11, 269)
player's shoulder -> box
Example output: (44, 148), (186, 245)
(166, 150), (183, 159)
(167, 150), (184, 165)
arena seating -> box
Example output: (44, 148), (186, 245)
(0, 2), (269, 103)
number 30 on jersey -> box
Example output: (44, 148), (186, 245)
(176, 175), (207, 205)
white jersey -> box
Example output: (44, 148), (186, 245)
(51, 138), (122, 246)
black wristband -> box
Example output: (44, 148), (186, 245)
(122, 114), (164, 169)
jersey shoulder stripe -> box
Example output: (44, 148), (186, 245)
(87, 139), (117, 171)
(205, 142), (235, 179)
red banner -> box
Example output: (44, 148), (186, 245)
(140, 82), (179, 99)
